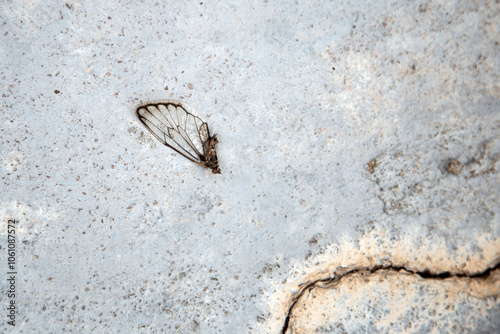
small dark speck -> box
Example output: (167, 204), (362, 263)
(332, 67), (336, 71)
(54, 90), (60, 94)
(367, 159), (377, 174)
(445, 159), (461, 175)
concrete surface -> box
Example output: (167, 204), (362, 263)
(287, 267), (500, 333)
(0, 0), (498, 333)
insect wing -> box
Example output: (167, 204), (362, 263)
(136, 101), (205, 163)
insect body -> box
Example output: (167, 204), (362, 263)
(136, 100), (221, 174)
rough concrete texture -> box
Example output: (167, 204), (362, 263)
(0, 0), (498, 333)
(288, 268), (500, 333)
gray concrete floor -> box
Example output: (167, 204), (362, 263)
(1, 0), (499, 333)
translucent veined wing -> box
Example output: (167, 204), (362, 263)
(136, 100), (221, 174)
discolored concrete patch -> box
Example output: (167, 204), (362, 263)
(267, 230), (500, 334)
(286, 267), (500, 333)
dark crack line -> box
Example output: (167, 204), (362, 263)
(280, 261), (500, 334)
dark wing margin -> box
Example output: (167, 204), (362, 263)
(135, 100), (221, 174)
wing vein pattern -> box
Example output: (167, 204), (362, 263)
(136, 100), (206, 163)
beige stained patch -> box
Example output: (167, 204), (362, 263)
(287, 269), (499, 333)
(257, 228), (500, 333)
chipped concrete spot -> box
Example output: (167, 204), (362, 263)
(444, 159), (462, 176)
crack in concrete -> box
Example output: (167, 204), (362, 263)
(280, 261), (500, 334)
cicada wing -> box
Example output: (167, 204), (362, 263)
(136, 101), (205, 163)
